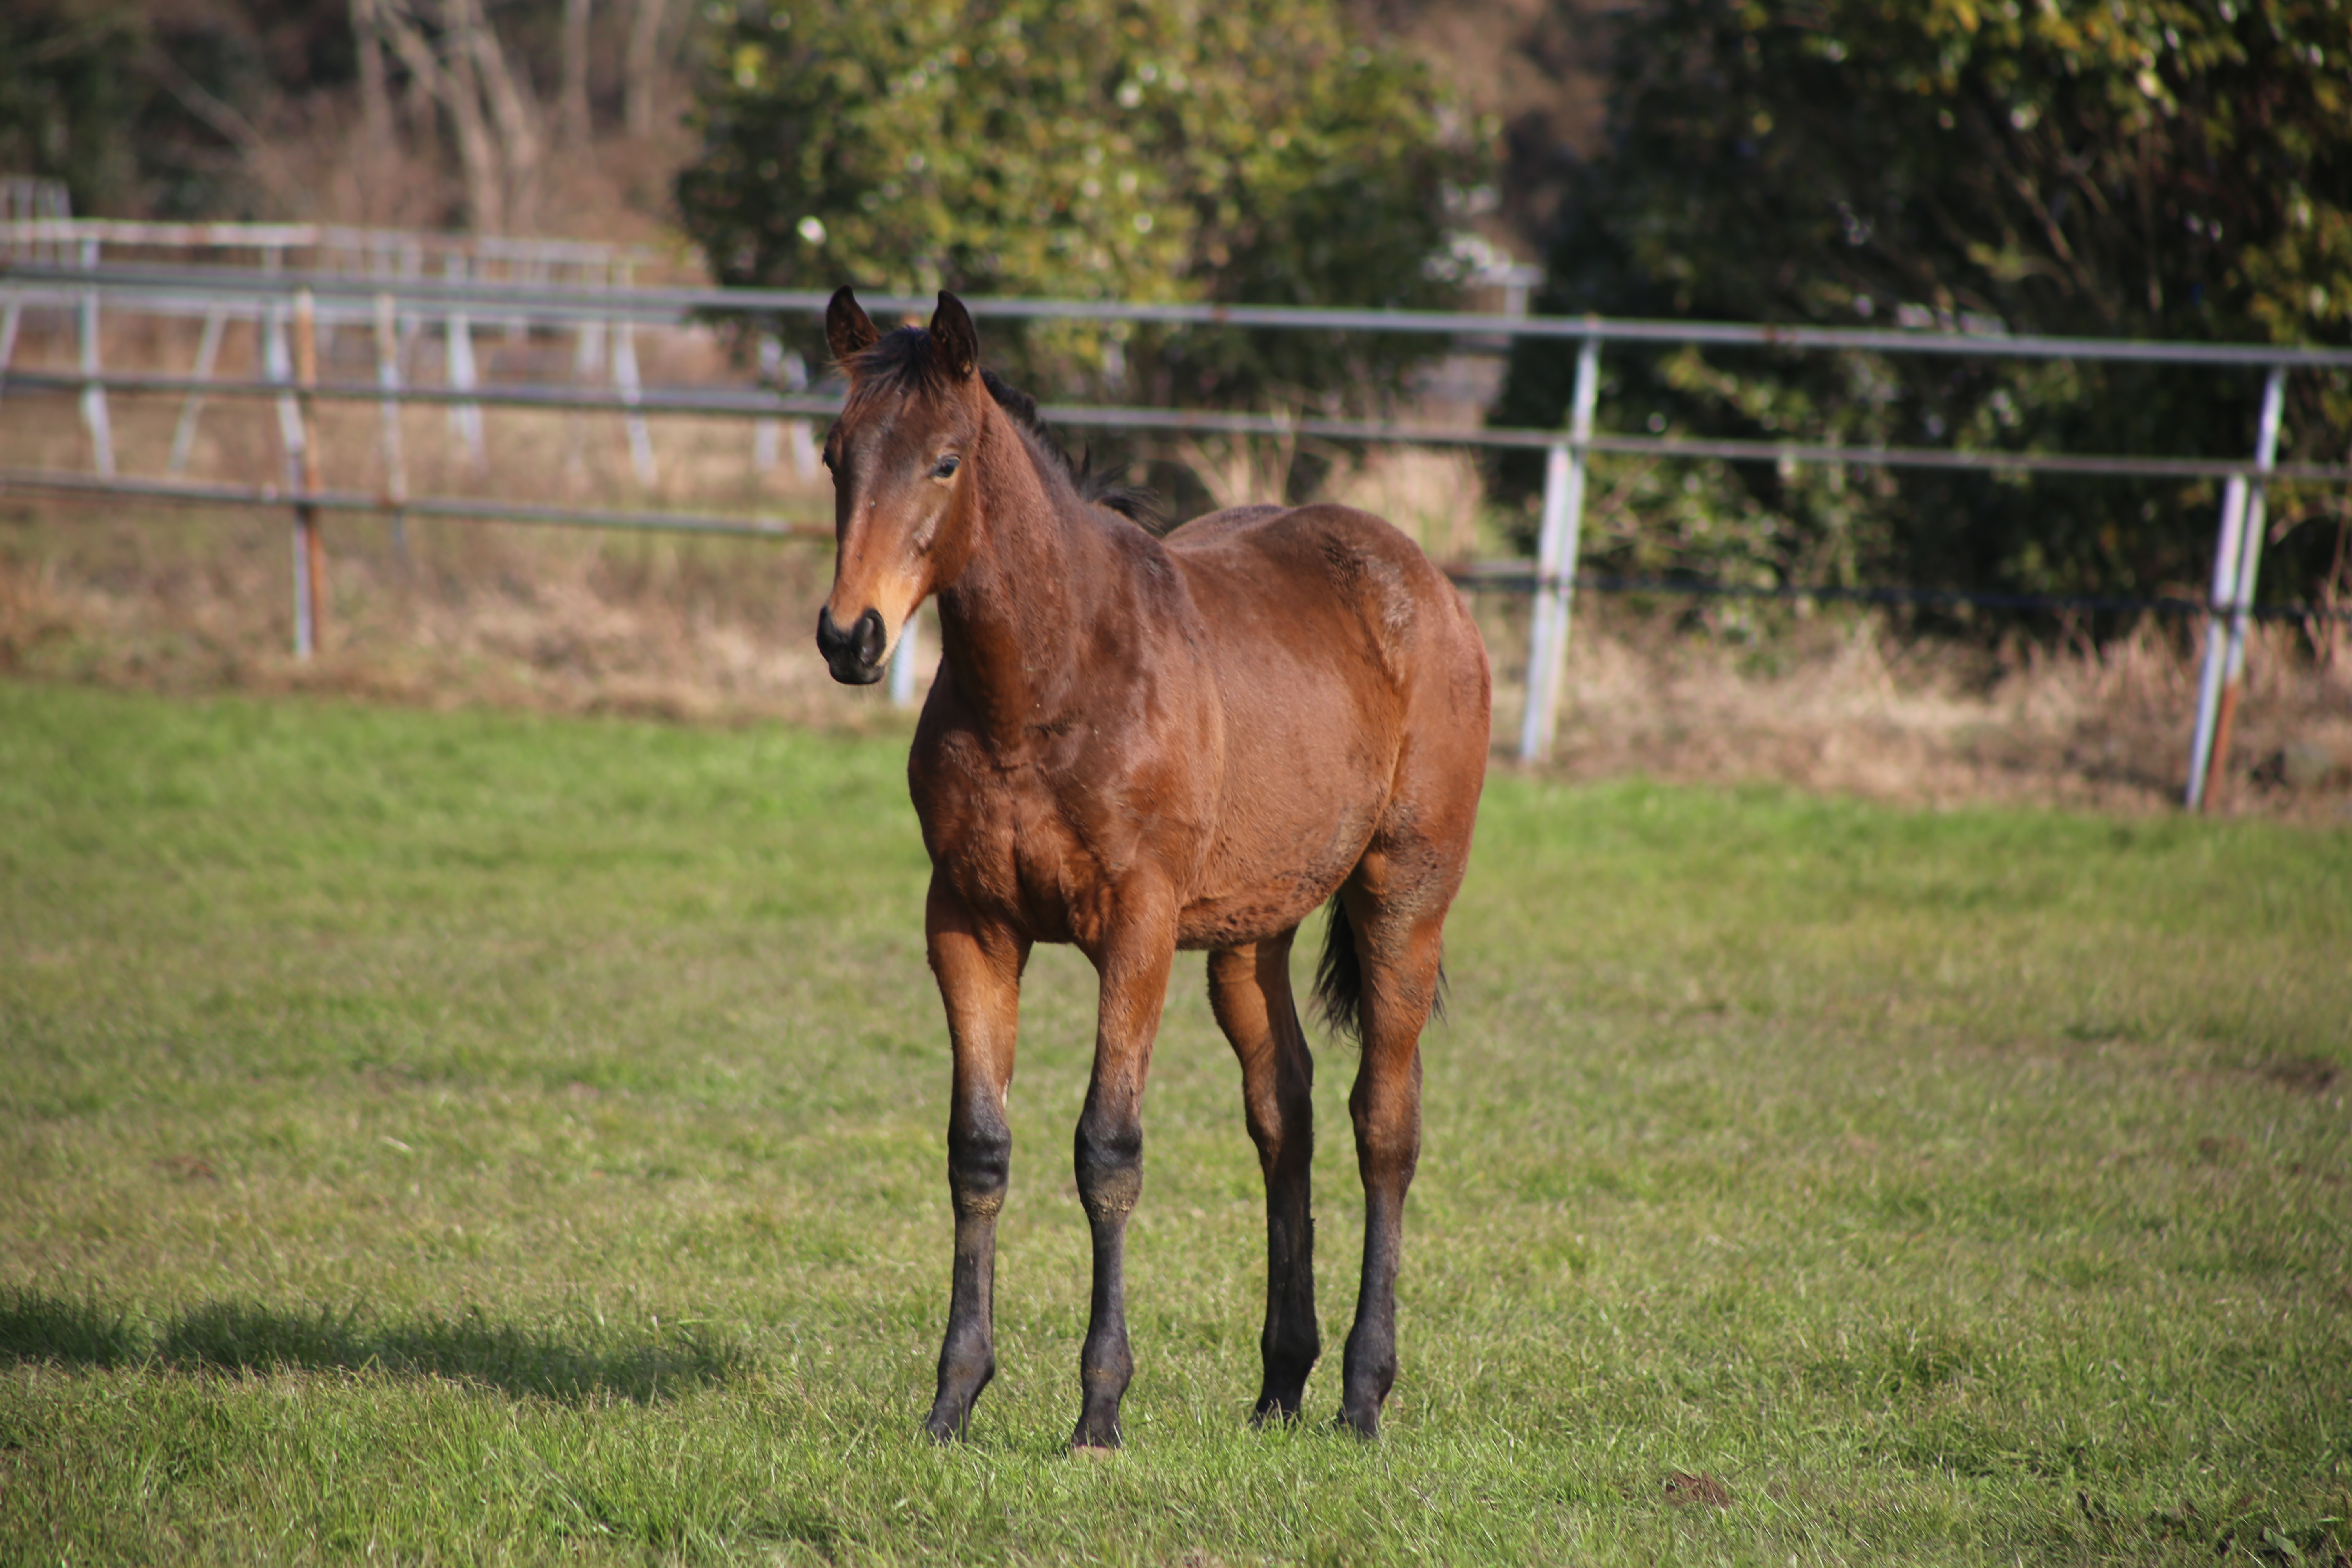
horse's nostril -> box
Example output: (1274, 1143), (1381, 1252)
(817, 605), (889, 684)
(853, 608), (887, 667)
(815, 605), (851, 660)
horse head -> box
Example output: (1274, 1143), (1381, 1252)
(815, 286), (987, 685)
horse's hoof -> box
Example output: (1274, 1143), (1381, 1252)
(1069, 1410), (1122, 1451)
(1250, 1400), (1303, 1430)
(1334, 1408), (1381, 1442)
(923, 1406), (971, 1443)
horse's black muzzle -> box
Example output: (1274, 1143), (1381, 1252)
(817, 605), (889, 684)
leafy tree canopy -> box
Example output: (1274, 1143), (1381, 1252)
(1494, 0), (2352, 618)
(676, 0), (1492, 407)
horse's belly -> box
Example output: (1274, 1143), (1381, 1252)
(1174, 876), (1344, 951)
(1173, 779), (1385, 950)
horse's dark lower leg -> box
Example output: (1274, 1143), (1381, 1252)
(924, 882), (1026, 1442)
(1069, 929), (1174, 1452)
(1341, 1048), (1420, 1437)
(927, 1103), (1009, 1440)
(1072, 1103), (1139, 1449)
(1338, 903), (1444, 1441)
(1207, 938), (1319, 1423)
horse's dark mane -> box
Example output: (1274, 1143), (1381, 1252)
(846, 327), (1163, 531)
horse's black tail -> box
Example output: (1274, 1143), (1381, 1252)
(1311, 892), (1448, 1047)
(1312, 893), (1364, 1045)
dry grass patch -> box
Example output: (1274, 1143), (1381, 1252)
(1477, 592), (2352, 820)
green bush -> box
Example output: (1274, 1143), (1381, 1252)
(1492, 0), (2352, 620)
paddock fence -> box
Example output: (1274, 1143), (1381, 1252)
(4, 220), (2350, 810)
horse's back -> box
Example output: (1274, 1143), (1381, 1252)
(1167, 502), (1486, 709)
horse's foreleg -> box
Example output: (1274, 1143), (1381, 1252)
(1338, 900), (1447, 1441)
(1069, 908), (1177, 1452)
(1207, 935), (1319, 1424)
(924, 880), (1028, 1442)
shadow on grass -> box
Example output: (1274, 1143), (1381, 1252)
(0, 1288), (748, 1403)
(0, 1288), (147, 1368)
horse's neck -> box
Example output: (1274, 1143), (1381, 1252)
(933, 419), (1111, 743)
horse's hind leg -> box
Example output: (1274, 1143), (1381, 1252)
(1335, 881), (1452, 1440)
(1207, 933), (1319, 1423)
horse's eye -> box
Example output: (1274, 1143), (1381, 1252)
(932, 454), (960, 479)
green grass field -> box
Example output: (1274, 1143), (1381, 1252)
(2, 679), (2347, 1565)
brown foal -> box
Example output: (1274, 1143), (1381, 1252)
(815, 287), (1490, 1448)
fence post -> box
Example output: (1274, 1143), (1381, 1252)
(750, 340), (819, 477)
(78, 237), (115, 478)
(445, 252), (486, 473)
(1519, 330), (1600, 763)
(506, 255), (535, 343)
(612, 261), (657, 486)
(2185, 367), (2287, 810)
(564, 260), (605, 486)
(399, 241), (423, 366)
(281, 288), (327, 658)
(373, 290), (409, 557)
(2184, 478), (2248, 808)
(754, 333), (781, 472)
(889, 607), (921, 709)
(167, 305), (228, 475)
(264, 252), (306, 506)
(782, 347), (818, 479)
(0, 287), (22, 414)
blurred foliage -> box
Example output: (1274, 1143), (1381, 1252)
(675, 0), (1491, 410)
(1493, 0), (2352, 621)
(0, 1), (147, 215)
(0, 0), (362, 220)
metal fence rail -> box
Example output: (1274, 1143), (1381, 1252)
(3, 253), (2347, 808)
(12, 257), (2352, 368)
(9, 365), (2350, 483)
(0, 467), (831, 540)
(1448, 563), (2348, 622)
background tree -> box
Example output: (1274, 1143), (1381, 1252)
(675, 0), (1491, 412)
(1493, 0), (2352, 619)
(0, 0), (702, 231)
(0, 2), (147, 217)
(2, 0), (368, 221)
(368, 0), (548, 234)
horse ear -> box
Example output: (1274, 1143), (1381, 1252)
(826, 286), (879, 363)
(930, 291), (978, 380)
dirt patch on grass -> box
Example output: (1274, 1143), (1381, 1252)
(1663, 1472), (1733, 1509)
(2259, 1057), (2343, 1096)
(2180, 1057), (2348, 1103)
